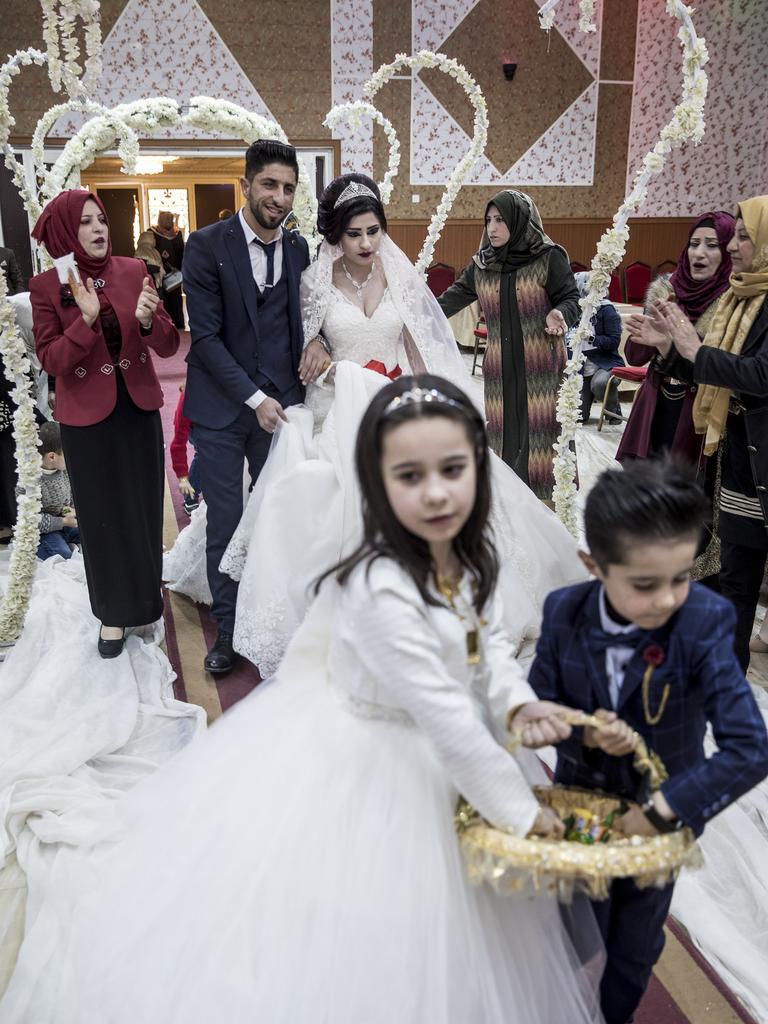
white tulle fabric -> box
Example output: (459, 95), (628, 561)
(667, 685), (768, 1023)
(220, 351), (583, 676)
(0, 555), (205, 1002)
(191, 234), (583, 675)
(0, 562), (603, 1023)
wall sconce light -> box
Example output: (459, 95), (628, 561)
(502, 61), (517, 81)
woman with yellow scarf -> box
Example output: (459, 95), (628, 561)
(651, 195), (768, 669)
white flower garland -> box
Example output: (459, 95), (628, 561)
(0, 272), (42, 644)
(549, 0), (709, 535)
(538, 0), (597, 34)
(185, 97), (319, 248)
(39, 0), (102, 96)
(32, 95), (319, 245)
(323, 101), (401, 205)
(364, 51), (488, 275)
(0, 49), (50, 221)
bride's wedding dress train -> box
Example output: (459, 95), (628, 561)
(0, 555), (204, 1003)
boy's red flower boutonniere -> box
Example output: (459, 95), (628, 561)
(641, 644), (669, 726)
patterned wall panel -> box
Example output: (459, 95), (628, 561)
(330, 0), (374, 175)
(5, 0), (760, 221)
(55, 0), (274, 139)
(627, 0), (768, 216)
(410, 0), (602, 186)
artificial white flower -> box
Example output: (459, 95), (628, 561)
(552, 0), (708, 533)
(0, 269), (41, 643)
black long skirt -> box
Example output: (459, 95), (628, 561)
(61, 372), (165, 627)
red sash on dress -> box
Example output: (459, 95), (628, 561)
(364, 360), (402, 380)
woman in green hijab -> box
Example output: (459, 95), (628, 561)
(439, 190), (580, 502)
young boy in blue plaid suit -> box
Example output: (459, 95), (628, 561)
(524, 458), (768, 1024)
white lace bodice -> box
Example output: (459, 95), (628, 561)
(323, 287), (405, 372)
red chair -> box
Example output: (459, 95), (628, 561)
(570, 261), (588, 274)
(426, 263), (455, 297)
(472, 317), (487, 376)
(624, 262), (652, 305)
(597, 365), (647, 431)
(608, 271), (624, 303)
(654, 259), (677, 279)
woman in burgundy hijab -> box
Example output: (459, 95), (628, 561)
(617, 211), (734, 467)
(30, 190), (179, 657)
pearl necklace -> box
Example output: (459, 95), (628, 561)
(341, 258), (376, 298)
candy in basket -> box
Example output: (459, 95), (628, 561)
(455, 712), (702, 901)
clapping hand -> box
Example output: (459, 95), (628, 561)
(545, 309), (568, 336)
(67, 270), (100, 327)
(62, 511), (78, 528)
(625, 312), (670, 354)
(135, 276), (160, 329)
(649, 300), (701, 361)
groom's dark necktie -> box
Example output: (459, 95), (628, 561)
(253, 237), (277, 291)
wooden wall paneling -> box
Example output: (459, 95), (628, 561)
(388, 218), (693, 278)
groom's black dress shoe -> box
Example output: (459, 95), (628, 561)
(204, 631), (238, 675)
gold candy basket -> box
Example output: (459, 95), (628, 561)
(455, 713), (702, 901)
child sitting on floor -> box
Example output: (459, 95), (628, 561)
(524, 457), (768, 1024)
(37, 420), (80, 560)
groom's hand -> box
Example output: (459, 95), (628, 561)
(255, 397), (288, 434)
(298, 338), (331, 386)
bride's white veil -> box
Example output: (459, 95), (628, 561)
(300, 234), (470, 388)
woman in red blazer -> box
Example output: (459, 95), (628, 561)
(30, 190), (180, 657)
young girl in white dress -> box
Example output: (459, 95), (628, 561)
(1, 375), (602, 1023)
(163, 174), (584, 676)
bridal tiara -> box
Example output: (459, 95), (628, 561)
(334, 181), (378, 208)
(383, 387), (461, 415)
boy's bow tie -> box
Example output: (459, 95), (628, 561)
(588, 626), (647, 654)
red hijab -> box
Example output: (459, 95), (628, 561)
(32, 190), (112, 280)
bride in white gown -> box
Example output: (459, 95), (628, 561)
(0, 375), (603, 1023)
(164, 174), (584, 675)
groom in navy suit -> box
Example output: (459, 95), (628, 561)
(183, 140), (328, 674)
(523, 459), (768, 1024)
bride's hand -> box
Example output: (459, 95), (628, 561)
(298, 338), (331, 385)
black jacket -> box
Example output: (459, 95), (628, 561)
(0, 247), (22, 294)
(669, 297), (768, 531)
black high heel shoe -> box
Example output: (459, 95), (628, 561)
(98, 626), (126, 659)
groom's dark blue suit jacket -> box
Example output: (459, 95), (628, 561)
(529, 580), (768, 836)
(182, 213), (309, 430)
